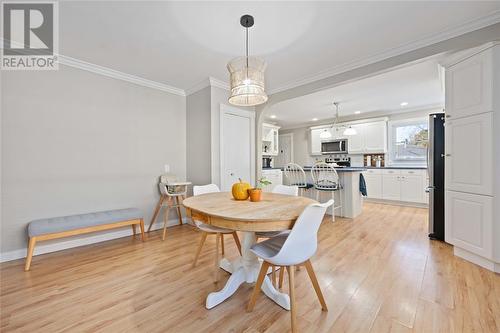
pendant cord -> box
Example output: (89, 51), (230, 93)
(246, 26), (249, 79)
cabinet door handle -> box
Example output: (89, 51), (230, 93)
(445, 114), (451, 118)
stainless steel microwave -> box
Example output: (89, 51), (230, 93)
(321, 139), (348, 154)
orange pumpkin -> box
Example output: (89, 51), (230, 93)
(232, 179), (251, 200)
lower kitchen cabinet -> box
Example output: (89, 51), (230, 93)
(261, 169), (283, 192)
(363, 168), (427, 204)
(445, 190), (493, 259)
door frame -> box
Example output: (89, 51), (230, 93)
(219, 104), (256, 191)
(278, 133), (294, 166)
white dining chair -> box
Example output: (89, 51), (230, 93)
(192, 184), (242, 282)
(256, 185), (298, 239)
(311, 162), (343, 222)
(247, 200), (333, 333)
(283, 163), (313, 196)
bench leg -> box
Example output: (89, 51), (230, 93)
(131, 224), (136, 237)
(25, 237), (37, 271)
(139, 219), (145, 242)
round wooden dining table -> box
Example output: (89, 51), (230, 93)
(183, 191), (317, 310)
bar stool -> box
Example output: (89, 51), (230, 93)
(283, 163), (313, 196)
(311, 162), (342, 222)
(147, 180), (190, 240)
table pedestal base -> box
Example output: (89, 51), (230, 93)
(206, 232), (290, 310)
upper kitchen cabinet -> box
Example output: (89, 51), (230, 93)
(310, 126), (330, 155)
(262, 123), (280, 156)
(445, 46), (493, 120)
(346, 124), (365, 153)
(363, 121), (387, 153)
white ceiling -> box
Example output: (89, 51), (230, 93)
(267, 58), (445, 128)
(59, 1), (500, 94)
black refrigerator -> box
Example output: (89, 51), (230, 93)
(427, 113), (445, 241)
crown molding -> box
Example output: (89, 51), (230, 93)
(185, 76), (229, 96)
(439, 41), (500, 68)
(58, 55), (186, 96)
(267, 11), (500, 95)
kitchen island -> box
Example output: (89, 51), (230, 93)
(283, 166), (366, 219)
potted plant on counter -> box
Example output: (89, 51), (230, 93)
(248, 177), (272, 202)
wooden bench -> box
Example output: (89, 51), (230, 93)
(25, 208), (144, 271)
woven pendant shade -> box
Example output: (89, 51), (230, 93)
(227, 56), (268, 107)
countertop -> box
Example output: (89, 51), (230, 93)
(362, 166), (427, 170)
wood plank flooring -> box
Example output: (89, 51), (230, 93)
(1, 202), (499, 332)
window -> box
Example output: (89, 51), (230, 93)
(388, 118), (428, 163)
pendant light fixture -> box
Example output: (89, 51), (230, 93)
(227, 15), (268, 107)
(319, 101), (357, 139)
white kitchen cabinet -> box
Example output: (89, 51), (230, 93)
(382, 172), (401, 201)
(310, 127), (330, 155)
(364, 121), (387, 153)
(261, 169), (283, 192)
(445, 48), (493, 120)
(445, 112), (493, 196)
(445, 190), (493, 259)
(362, 169), (382, 199)
(400, 174), (425, 203)
(442, 42), (499, 272)
(347, 124), (365, 153)
(262, 123), (280, 156)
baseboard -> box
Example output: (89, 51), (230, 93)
(453, 247), (500, 273)
(363, 198), (428, 208)
(0, 217), (188, 263)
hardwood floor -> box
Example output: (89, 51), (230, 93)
(1, 202), (499, 332)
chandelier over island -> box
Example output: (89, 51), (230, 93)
(227, 15), (268, 107)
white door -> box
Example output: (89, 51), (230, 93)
(445, 49), (493, 120)
(347, 124), (365, 153)
(220, 105), (255, 191)
(275, 134), (293, 168)
(364, 121), (387, 153)
(445, 112), (493, 196)
(382, 171), (401, 201)
(445, 190), (493, 258)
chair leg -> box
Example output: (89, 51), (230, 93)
(147, 195), (165, 232)
(279, 266), (285, 288)
(139, 219), (145, 242)
(175, 196), (183, 225)
(162, 204), (170, 241)
(220, 233), (225, 256)
(288, 265), (297, 333)
(304, 260), (328, 311)
(192, 232), (208, 267)
(232, 232), (242, 255)
(271, 266), (276, 287)
(247, 261), (270, 312)
(214, 233), (220, 283)
(25, 237), (37, 271)
(332, 191), (335, 222)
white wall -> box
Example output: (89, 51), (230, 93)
(186, 86), (211, 189)
(1, 66), (186, 254)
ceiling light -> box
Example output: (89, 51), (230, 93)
(227, 15), (268, 107)
(354, 111), (361, 114)
(312, 118), (318, 121)
(400, 102), (409, 107)
(270, 115), (277, 119)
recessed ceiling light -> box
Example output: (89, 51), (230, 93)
(270, 115), (277, 119)
(354, 111), (361, 114)
(400, 102), (409, 107)
(312, 118), (318, 121)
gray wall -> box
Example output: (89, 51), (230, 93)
(186, 86), (211, 189)
(1, 66), (186, 253)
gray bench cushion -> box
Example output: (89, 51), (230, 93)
(28, 208), (143, 237)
